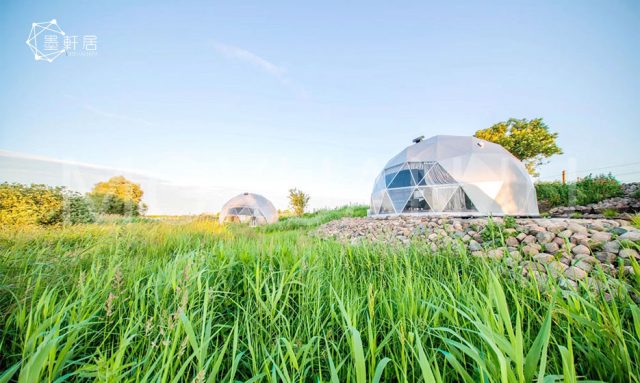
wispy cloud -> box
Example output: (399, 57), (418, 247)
(62, 94), (154, 126)
(213, 42), (286, 78)
(212, 41), (308, 99)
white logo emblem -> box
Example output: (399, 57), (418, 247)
(26, 19), (66, 62)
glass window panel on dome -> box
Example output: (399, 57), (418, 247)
(388, 164), (415, 188)
(371, 191), (384, 213)
(423, 163), (457, 185)
(417, 162), (436, 185)
(403, 188), (431, 212)
(373, 173), (386, 193)
(443, 187), (467, 212)
(405, 162), (425, 186)
(384, 164), (403, 187)
(465, 192), (478, 211)
(424, 185), (459, 212)
(379, 192), (395, 214)
(388, 188), (414, 213)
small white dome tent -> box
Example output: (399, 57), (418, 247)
(219, 193), (278, 225)
(370, 135), (539, 216)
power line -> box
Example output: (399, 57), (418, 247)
(539, 160), (640, 180)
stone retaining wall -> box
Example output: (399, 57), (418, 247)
(315, 216), (640, 289)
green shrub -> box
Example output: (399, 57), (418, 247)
(576, 174), (623, 205)
(503, 216), (517, 229)
(535, 181), (569, 208)
(536, 174), (623, 208)
(62, 193), (96, 224)
(633, 189), (640, 199)
(602, 208), (618, 218)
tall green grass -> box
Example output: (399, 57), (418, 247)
(0, 219), (638, 382)
(261, 205), (368, 232)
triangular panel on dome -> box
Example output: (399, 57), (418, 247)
(388, 188), (414, 213)
(474, 181), (504, 200)
(379, 191), (395, 214)
(437, 154), (472, 181)
(461, 183), (503, 214)
(371, 191), (384, 214)
(422, 185), (458, 212)
(372, 173), (386, 194)
(384, 164), (404, 187)
(442, 186), (478, 212)
(423, 163), (457, 185)
(525, 184), (540, 215)
(456, 154), (501, 183)
(403, 188), (431, 212)
(405, 162), (426, 186)
(388, 163), (415, 189)
(417, 162), (436, 185)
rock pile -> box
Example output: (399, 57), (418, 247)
(315, 216), (640, 288)
(548, 182), (640, 217)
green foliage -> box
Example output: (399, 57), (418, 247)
(629, 214), (640, 229)
(576, 174), (624, 205)
(0, 183), (95, 226)
(0, 183), (64, 225)
(61, 192), (96, 225)
(0, 218), (638, 381)
(633, 189), (640, 199)
(288, 188), (310, 216)
(88, 176), (146, 216)
(602, 209), (618, 218)
(474, 118), (562, 176)
(503, 216), (517, 229)
(536, 174), (624, 209)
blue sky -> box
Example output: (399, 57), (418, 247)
(1, 0), (639, 214)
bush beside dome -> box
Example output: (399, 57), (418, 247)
(370, 135), (539, 216)
(219, 193), (278, 225)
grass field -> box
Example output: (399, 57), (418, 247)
(1, 209), (639, 382)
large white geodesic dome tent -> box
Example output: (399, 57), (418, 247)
(219, 193), (278, 225)
(370, 135), (539, 216)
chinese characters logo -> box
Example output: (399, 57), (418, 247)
(26, 19), (98, 62)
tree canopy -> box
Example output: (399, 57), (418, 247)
(288, 188), (310, 216)
(88, 176), (146, 216)
(474, 118), (562, 176)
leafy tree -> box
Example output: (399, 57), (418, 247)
(474, 118), (562, 176)
(288, 188), (310, 216)
(88, 176), (145, 216)
(0, 183), (95, 226)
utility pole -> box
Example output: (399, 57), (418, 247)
(562, 170), (566, 185)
